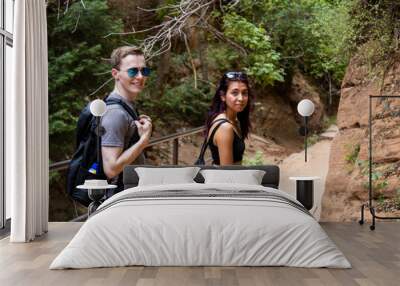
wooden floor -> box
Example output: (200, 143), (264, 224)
(0, 222), (399, 286)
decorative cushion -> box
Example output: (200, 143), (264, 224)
(200, 169), (266, 185)
(135, 167), (201, 186)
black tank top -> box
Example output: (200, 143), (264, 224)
(208, 118), (245, 165)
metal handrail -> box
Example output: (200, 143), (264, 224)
(49, 125), (206, 172)
(147, 126), (204, 147)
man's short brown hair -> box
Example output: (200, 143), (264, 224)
(110, 46), (144, 69)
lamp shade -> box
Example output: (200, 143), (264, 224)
(90, 99), (107, 117)
(297, 99), (315, 117)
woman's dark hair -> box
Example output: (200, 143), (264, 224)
(205, 72), (253, 139)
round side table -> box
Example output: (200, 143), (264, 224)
(77, 183), (117, 216)
(289, 176), (320, 210)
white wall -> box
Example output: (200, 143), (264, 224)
(5, 0), (14, 33)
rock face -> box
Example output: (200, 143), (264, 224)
(321, 56), (400, 221)
(252, 91), (301, 149)
(287, 71), (325, 131)
(252, 71), (325, 152)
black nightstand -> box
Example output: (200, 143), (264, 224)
(289, 176), (320, 211)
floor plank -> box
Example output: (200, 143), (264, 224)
(0, 222), (399, 286)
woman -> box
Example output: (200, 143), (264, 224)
(204, 71), (253, 165)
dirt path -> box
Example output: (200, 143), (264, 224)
(278, 125), (338, 221)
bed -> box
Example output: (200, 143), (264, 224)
(50, 165), (351, 269)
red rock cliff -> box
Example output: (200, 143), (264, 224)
(321, 55), (400, 221)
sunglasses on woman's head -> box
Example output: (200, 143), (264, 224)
(117, 67), (151, 78)
(224, 71), (248, 80)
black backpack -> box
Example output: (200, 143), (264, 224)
(66, 97), (140, 206)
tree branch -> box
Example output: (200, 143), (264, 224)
(103, 0), (216, 60)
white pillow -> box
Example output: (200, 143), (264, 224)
(200, 169), (266, 185)
(135, 167), (201, 186)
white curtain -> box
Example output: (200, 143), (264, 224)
(7, 0), (49, 242)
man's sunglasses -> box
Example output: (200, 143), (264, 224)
(117, 67), (151, 78)
(224, 71), (248, 80)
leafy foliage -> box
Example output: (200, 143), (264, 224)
(243, 151), (265, 166)
(340, 0), (400, 81)
(345, 143), (361, 166)
(222, 13), (284, 85)
(349, 0), (400, 61)
(138, 77), (213, 128)
(47, 0), (126, 158)
(47, 1), (124, 132)
(160, 80), (212, 124)
(206, 44), (241, 75)
(224, 0), (352, 86)
(307, 1), (352, 82)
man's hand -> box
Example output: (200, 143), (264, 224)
(135, 117), (152, 142)
(139, 114), (152, 122)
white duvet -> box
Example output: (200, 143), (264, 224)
(50, 183), (351, 269)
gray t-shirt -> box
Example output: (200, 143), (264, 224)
(101, 92), (145, 165)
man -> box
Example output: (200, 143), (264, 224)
(101, 46), (152, 195)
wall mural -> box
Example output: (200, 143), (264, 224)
(46, 0), (400, 223)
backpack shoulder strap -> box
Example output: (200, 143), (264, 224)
(195, 119), (229, 164)
(105, 98), (139, 120)
(208, 118), (230, 143)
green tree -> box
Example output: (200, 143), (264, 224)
(231, 0), (352, 85)
(223, 13), (284, 86)
(47, 0), (126, 158)
(349, 0), (400, 64)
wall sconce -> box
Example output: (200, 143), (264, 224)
(297, 99), (315, 162)
(90, 99), (107, 117)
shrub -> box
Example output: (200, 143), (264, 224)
(243, 151), (265, 166)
